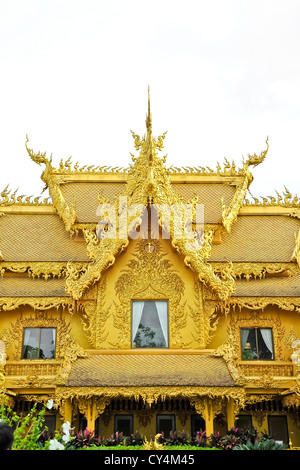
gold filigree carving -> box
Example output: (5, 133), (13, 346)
(226, 310), (285, 362)
(190, 397), (206, 416)
(78, 278), (110, 348)
(0, 261), (87, 280)
(250, 373), (291, 389)
(168, 158), (243, 177)
(189, 282), (218, 347)
(111, 239), (188, 349)
(212, 262), (298, 282)
(284, 326), (299, 350)
(221, 296), (300, 314)
(65, 95), (235, 301)
(244, 186), (300, 208)
(66, 227), (129, 300)
(94, 397), (111, 418)
(213, 331), (245, 385)
(0, 297), (75, 314)
(0, 185), (52, 206)
(292, 228), (300, 267)
(0, 311), (86, 366)
(55, 386), (247, 410)
(221, 137), (269, 232)
(136, 406), (155, 427)
(53, 157), (127, 175)
(25, 136), (77, 232)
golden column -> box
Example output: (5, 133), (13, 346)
(204, 398), (214, 437)
(64, 398), (73, 425)
(226, 397), (235, 430)
(86, 398), (97, 431)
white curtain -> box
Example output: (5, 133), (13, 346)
(23, 328), (32, 348)
(52, 328), (56, 346)
(241, 328), (250, 350)
(132, 301), (145, 343)
(260, 329), (274, 358)
(23, 328), (38, 358)
(155, 301), (168, 346)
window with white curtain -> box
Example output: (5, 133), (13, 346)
(240, 327), (274, 360)
(132, 300), (168, 348)
(22, 328), (56, 359)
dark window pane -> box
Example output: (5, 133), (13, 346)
(43, 415), (56, 437)
(157, 415), (175, 437)
(191, 415), (205, 435)
(268, 416), (288, 445)
(235, 415), (253, 429)
(79, 415), (87, 431)
(132, 301), (168, 348)
(114, 415), (133, 436)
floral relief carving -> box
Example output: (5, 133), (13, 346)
(0, 311), (87, 373)
(110, 240), (188, 349)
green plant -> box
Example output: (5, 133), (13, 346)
(123, 431), (144, 446)
(0, 396), (47, 450)
(165, 430), (190, 446)
(242, 350), (254, 360)
(68, 427), (104, 449)
(104, 431), (124, 446)
(233, 439), (286, 450)
(192, 430), (207, 447)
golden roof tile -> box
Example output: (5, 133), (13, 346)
(0, 276), (68, 297)
(65, 354), (235, 387)
(211, 215), (300, 262)
(233, 271), (300, 297)
(0, 214), (88, 262)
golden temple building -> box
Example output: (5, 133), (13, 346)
(1, 92), (300, 447)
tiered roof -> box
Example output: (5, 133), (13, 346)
(0, 91), (299, 304)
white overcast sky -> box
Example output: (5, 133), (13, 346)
(1, 0), (300, 201)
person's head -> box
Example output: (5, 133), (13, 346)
(0, 422), (14, 450)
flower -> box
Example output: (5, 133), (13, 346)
(62, 421), (72, 443)
(62, 433), (70, 443)
(46, 399), (54, 410)
(62, 421), (71, 433)
(49, 438), (65, 450)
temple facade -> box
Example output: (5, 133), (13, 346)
(1, 95), (300, 446)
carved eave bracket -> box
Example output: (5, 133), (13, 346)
(25, 136), (77, 233)
(54, 385), (247, 410)
(213, 333), (246, 386)
(221, 137), (269, 233)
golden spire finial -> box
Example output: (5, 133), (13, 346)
(146, 85), (152, 141)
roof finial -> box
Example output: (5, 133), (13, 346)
(148, 84), (150, 117)
(146, 85), (152, 141)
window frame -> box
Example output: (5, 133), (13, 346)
(240, 327), (275, 361)
(43, 415), (56, 437)
(191, 414), (206, 436)
(131, 299), (169, 349)
(235, 414), (253, 430)
(22, 327), (57, 360)
(268, 415), (289, 446)
(156, 414), (176, 435)
(114, 414), (133, 436)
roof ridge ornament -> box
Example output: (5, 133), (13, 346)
(25, 135), (77, 232)
(65, 91), (236, 301)
(221, 136), (269, 233)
